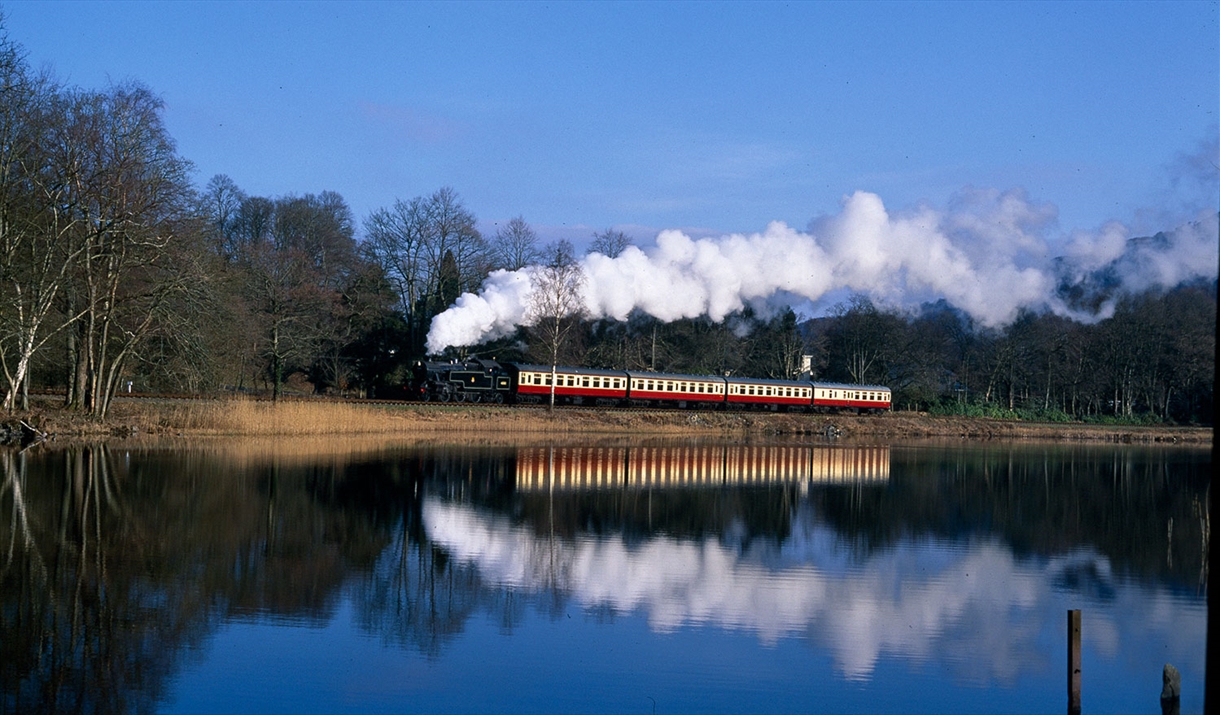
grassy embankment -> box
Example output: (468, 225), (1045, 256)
(7, 397), (1212, 444)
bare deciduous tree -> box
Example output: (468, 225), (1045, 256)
(59, 82), (196, 417)
(200, 173), (246, 260)
(362, 187), (487, 357)
(526, 241), (586, 410)
(0, 37), (78, 411)
(589, 228), (631, 258)
(491, 215), (540, 271)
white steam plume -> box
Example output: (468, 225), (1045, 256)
(426, 190), (1218, 353)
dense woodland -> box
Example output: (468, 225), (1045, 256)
(0, 27), (1214, 423)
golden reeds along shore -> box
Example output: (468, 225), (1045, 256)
(3, 397), (1212, 444)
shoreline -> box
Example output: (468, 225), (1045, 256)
(4, 398), (1212, 446)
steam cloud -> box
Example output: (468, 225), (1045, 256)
(426, 189), (1218, 354)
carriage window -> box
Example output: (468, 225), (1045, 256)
(582, 378), (589, 387)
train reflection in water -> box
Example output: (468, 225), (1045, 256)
(513, 444), (890, 491)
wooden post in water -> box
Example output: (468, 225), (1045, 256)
(1068, 609), (1082, 713)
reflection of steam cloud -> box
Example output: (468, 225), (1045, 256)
(423, 499), (1206, 683)
(514, 445), (889, 492)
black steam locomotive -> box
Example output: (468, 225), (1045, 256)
(409, 358), (514, 403)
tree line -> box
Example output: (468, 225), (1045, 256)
(0, 26), (1213, 422)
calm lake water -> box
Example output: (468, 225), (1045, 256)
(0, 437), (1210, 714)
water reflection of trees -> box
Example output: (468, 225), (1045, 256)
(811, 444), (1210, 592)
(1, 441), (1209, 710)
(0, 443), (406, 711)
(1, 447), (215, 712)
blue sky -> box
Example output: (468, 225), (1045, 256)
(3, 1), (1216, 248)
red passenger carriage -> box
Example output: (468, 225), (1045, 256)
(724, 376), (813, 411)
(507, 363), (629, 406)
(623, 371), (725, 408)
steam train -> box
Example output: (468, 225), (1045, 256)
(410, 358), (891, 413)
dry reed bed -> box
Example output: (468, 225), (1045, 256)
(110, 399), (749, 437)
(14, 397), (1213, 444)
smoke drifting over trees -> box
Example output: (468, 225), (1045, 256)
(426, 190), (1217, 353)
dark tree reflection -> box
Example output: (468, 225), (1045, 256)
(811, 444), (1210, 592)
(0, 440), (1209, 712)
